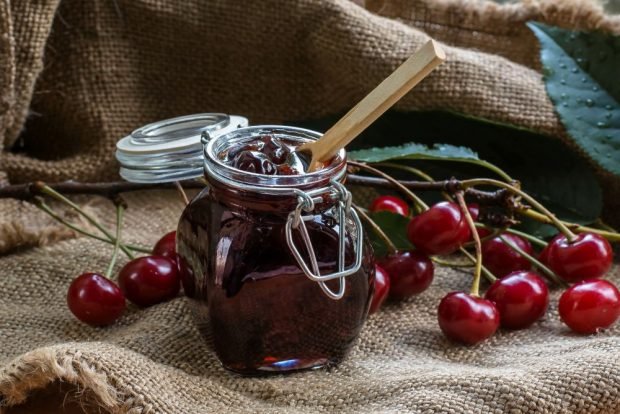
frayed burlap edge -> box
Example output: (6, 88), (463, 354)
(0, 348), (147, 414)
(0, 196), (112, 255)
(0, 219), (74, 255)
(0, 349), (117, 408)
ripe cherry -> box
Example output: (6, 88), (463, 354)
(233, 151), (277, 175)
(476, 227), (493, 239)
(481, 233), (533, 277)
(369, 195), (409, 217)
(118, 256), (180, 307)
(467, 203), (480, 221)
(407, 202), (470, 255)
(559, 279), (620, 334)
(153, 231), (176, 258)
(437, 292), (499, 345)
(546, 233), (613, 283)
(537, 234), (564, 273)
(369, 265), (390, 314)
(153, 231), (196, 298)
(261, 135), (290, 164)
(378, 251), (434, 299)
(67, 273), (126, 326)
(484, 271), (549, 330)
(538, 245), (552, 267)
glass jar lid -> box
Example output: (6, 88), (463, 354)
(116, 113), (249, 183)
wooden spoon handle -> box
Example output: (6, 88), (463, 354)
(304, 39), (445, 169)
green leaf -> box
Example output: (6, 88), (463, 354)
(366, 211), (412, 257)
(527, 22), (620, 176)
(516, 217), (560, 240)
(294, 110), (603, 225)
(349, 141), (512, 181)
(348, 143), (478, 163)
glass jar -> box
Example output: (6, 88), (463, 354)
(176, 125), (375, 375)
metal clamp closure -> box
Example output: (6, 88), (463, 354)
(285, 180), (364, 300)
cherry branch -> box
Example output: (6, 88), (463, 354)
(0, 180), (207, 200)
(1, 175), (618, 242)
(0, 176), (497, 201)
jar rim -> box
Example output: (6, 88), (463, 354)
(204, 125), (346, 191)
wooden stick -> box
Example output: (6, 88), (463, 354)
(299, 40), (445, 170)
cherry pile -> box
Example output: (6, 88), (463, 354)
(220, 134), (306, 175)
(66, 192), (620, 343)
(67, 231), (190, 326)
(368, 195), (620, 344)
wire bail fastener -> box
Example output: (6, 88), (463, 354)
(285, 180), (364, 300)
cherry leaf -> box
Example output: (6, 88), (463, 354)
(528, 22), (620, 176)
(366, 211), (412, 257)
(348, 142), (478, 163)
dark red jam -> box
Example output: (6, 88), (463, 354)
(218, 134), (308, 175)
(177, 132), (374, 374)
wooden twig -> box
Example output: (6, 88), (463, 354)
(0, 180), (206, 200)
(0, 175), (510, 205)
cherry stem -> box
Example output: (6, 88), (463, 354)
(5, 178), (618, 242)
(459, 247), (497, 283)
(466, 159), (514, 182)
(353, 204), (397, 255)
(470, 223), (548, 248)
(518, 209), (620, 242)
(501, 227), (548, 248)
(461, 178), (578, 243)
(105, 203), (125, 278)
(33, 199), (148, 256)
(347, 161), (429, 212)
(431, 256), (474, 268)
(376, 162), (454, 202)
(462, 226), (506, 248)
(594, 218), (617, 233)
(174, 181), (190, 205)
(456, 191), (483, 296)
(498, 235), (567, 287)
(36, 184), (136, 258)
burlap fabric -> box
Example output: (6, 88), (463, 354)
(0, 190), (619, 413)
(2, 0), (620, 220)
(1, 0), (620, 412)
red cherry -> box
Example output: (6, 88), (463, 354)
(464, 204), (493, 240)
(437, 292), (499, 345)
(481, 233), (533, 277)
(369, 195), (409, 216)
(538, 245), (551, 266)
(546, 233), (613, 283)
(537, 234), (563, 271)
(378, 251), (434, 299)
(118, 256), (180, 307)
(153, 231), (176, 258)
(153, 231), (195, 298)
(467, 203), (480, 221)
(477, 227), (493, 239)
(67, 273), (126, 326)
(559, 279), (620, 334)
(369, 265), (390, 314)
(407, 202), (470, 255)
(484, 271), (549, 329)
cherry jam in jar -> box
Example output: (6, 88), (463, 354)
(176, 126), (375, 375)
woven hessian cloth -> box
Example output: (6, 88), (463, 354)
(1, 190), (619, 413)
(1, 0), (620, 412)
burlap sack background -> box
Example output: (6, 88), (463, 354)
(1, 0), (620, 412)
